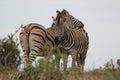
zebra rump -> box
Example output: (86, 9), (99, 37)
(19, 23), (55, 68)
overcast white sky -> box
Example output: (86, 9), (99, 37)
(0, 0), (120, 70)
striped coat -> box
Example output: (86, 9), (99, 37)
(58, 9), (84, 29)
(19, 23), (56, 68)
(54, 11), (89, 73)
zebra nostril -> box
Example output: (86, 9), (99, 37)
(54, 37), (60, 45)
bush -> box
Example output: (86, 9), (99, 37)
(104, 59), (115, 70)
(117, 59), (120, 68)
(13, 46), (65, 80)
(0, 34), (21, 68)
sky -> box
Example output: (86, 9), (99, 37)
(0, 0), (120, 70)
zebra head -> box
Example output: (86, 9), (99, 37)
(61, 9), (69, 16)
(61, 9), (84, 29)
(53, 10), (67, 45)
(57, 9), (72, 28)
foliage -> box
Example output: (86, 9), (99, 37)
(104, 59), (115, 70)
(13, 47), (65, 80)
(103, 69), (120, 80)
(0, 33), (21, 68)
(117, 59), (120, 68)
(1, 57), (120, 80)
(104, 61), (112, 70)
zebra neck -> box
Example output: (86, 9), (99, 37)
(68, 15), (84, 28)
(62, 27), (75, 50)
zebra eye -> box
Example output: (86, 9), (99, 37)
(63, 18), (66, 22)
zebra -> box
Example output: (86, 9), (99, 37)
(19, 22), (68, 69)
(52, 10), (86, 72)
(19, 23), (56, 68)
(53, 11), (89, 73)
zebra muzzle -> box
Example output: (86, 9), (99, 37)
(54, 37), (61, 46)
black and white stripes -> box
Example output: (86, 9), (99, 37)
(19, 23), (56, 68)
(59, 9), (84, 29)
(54, 10), (89, 73)
(19, 9), (89, 73)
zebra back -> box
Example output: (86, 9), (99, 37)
(19, 23), (57, 68)
(19, 26), (30, 56)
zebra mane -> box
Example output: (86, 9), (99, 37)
(61, 9), (84, 28)
(51, 10), (61, 27)
(56, 10), (61, 25)
(69, 14), (84, 28)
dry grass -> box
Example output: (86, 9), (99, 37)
(1, 66), (120, 80)
(0, 63), (120, 80)
(0, 65), (18, 80)
(66, 69), (120, 80)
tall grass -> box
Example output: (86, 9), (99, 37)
(11, 52), (120, 80)
(1, 60), (120, 80)
(0, 44), (120, 80)
(12, 46), (65, 80)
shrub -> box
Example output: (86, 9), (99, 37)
(13, 46), (65, 80)
(117, 59), (120, 68)
(0, 33), (21, 68)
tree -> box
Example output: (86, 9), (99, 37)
(117, 59), (120, 69)
(104, 61), (112, 70)
(0, 27), (21, 68)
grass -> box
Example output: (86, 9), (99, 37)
(0, 64), (18, 80)
(0, 61), (120, 80)
(1, 44), (120, 80)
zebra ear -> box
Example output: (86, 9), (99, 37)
(62, 9), (66, 11)
(61, 9), (69, 16)
(51, 16), (54, 19)
(56, 10), (60, 14)
(51, 16), (55, 21)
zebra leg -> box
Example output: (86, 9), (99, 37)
(24, 54), (32, 68)
(24, 51), (37, 68)
(62, 52), (68, 72)
(76, 53), (81, 74)
(82, 64), (84, 73)
(70, 49), (77, 71)
(81, 53), (86, 73)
